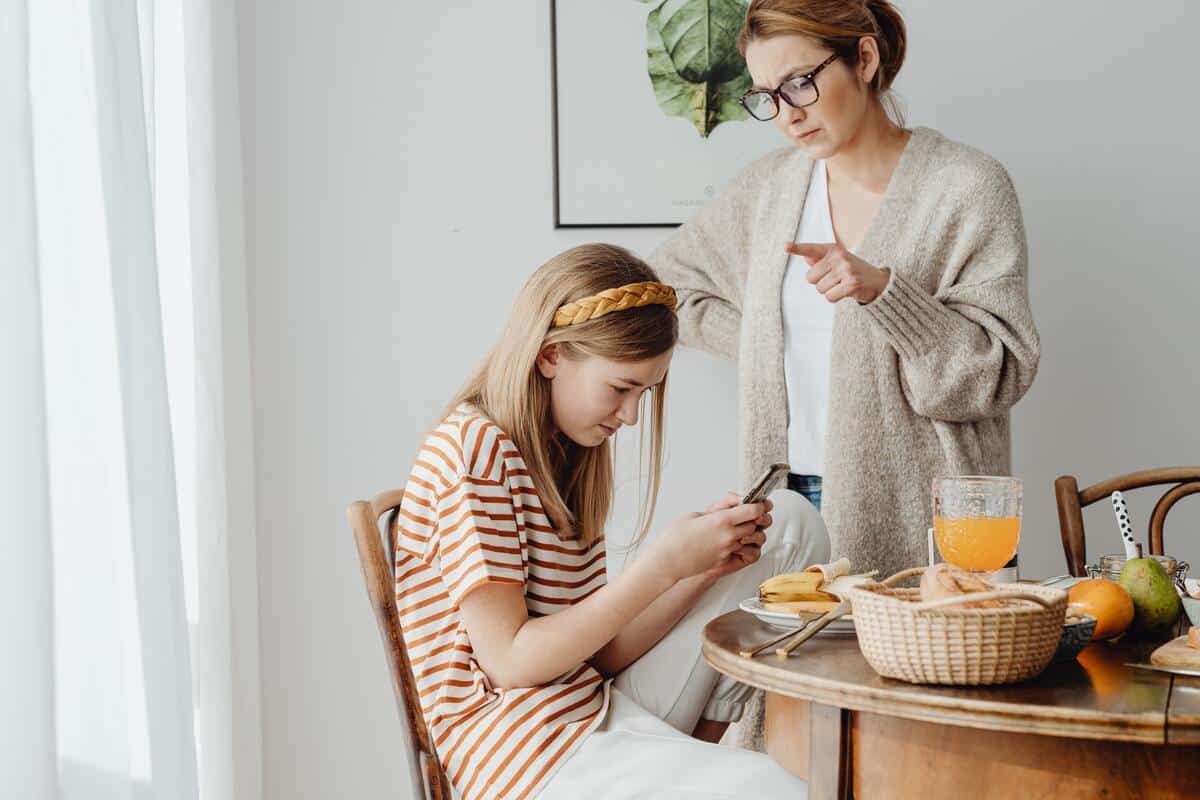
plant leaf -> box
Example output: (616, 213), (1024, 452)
(642, 0), (751, 137)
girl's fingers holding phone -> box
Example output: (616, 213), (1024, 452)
(705, 491), (742, 513)
(739, 529), (766, 548)
(739, 545), (762, 565)
(720, 501), (768, 527)
(731, 520), (761, 544)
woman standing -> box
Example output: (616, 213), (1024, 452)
(652, 0), (1039, 582)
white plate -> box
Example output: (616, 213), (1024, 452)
(739, 597), (856, 636)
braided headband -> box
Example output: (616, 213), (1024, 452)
(552, 281), (677, 329)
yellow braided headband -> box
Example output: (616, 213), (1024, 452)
(552, 281), (677, 329)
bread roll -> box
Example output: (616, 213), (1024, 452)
(919, 563), (1002, 608)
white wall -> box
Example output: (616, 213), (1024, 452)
(235, 2), (1200, 797)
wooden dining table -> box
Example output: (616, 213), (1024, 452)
(702, 609), (1200, 799)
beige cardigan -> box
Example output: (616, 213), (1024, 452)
(650, 127), (1040, 579)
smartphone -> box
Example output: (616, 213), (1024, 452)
(742, 463), (790, 505)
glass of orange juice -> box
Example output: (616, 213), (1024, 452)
(932, 476), (1022, 576)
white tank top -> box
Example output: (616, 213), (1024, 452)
(781, 159), (843, 476)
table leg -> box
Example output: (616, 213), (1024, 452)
(765, 693), (809, 779)
(809, 702), (852, 799)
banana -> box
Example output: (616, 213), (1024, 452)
(758, 571), (838, 603)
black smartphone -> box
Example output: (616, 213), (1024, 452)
(741, 463), (790, 505)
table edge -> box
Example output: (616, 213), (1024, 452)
(702, 639), (1169, 744)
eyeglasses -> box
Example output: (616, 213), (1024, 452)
(740, 54), (839, 122)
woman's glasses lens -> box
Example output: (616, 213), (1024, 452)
(742, 76), (818, 121)
(778, 77), (817, 110)
(743, 92), (778, 121)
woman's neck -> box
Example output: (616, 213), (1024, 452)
(826, 102), (910, 195)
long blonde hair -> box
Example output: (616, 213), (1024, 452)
(444, 244), (677, 548)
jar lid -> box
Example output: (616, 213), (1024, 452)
(1097, 552), (1179, 573)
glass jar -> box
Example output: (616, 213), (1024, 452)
(1086, 553), (1190, 591)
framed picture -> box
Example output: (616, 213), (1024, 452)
(551, 0), (782, 228)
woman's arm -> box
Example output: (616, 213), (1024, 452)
(793, 163), (1039, 423)
(648, 150), (793, 361)
(863, 164), (1039, 422)
(650, 223), (743, 361)
(864, 268), (1039, 423)
(459, 501), (769, 689)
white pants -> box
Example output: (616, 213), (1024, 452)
(538, 491), (829, 799)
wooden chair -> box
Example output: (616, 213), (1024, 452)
(1054, 467), (1200, 576)
(348, 490), (450, 800)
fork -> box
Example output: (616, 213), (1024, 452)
(774, 598), (851, 657)
(738, 614), (820, 658)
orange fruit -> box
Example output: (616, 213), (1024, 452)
(1068, 579), (1135, 640)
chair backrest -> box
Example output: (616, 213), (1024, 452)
(348, 490), (450, 800)
(1054, 467), (1200, 576)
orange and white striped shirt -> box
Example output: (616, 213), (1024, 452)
(395, 405), (610, 800)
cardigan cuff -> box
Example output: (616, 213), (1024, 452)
(863, 271), (953, 360)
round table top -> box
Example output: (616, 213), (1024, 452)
(702, 609), (1200, 745)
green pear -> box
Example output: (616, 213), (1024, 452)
(1118, 558), (1182, 637)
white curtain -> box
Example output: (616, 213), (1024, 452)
(1, 0), (260, 798)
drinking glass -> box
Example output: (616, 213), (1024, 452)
(931, 476), (1022, 576)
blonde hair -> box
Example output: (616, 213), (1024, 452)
(444, 244), (677, 549)
(737, 0), (907, 126)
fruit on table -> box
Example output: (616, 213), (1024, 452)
(1118, 557), (1183, 637)
(1067, 579), (1134, 640)
(759, 571), (837, 604)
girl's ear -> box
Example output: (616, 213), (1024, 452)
(536, 343), (560, 379)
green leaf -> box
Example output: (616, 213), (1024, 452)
(641, 0), (751, 137)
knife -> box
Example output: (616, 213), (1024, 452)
(1126, 662), (1200, 678)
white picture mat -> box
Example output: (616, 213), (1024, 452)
(554, 0), (783, 226)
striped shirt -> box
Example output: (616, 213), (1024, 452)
(395, 405), (610, 800)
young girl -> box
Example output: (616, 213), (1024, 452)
(395, 244), (828, 799)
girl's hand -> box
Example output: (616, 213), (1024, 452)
(704, 491), (743, 513)
(653, 498), (773, 584)
(786, 242), (890, 304)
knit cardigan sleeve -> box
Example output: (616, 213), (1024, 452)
(648, 154), (783, 361)
(863, 161), (1040, 423)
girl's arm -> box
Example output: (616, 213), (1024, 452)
(586, 571), (717, 678)
(589, 493), (759, 677)
(458, 502), (769, 689)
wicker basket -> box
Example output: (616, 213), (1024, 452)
(847, 567), (1068, 685)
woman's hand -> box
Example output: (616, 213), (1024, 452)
(786, 242), (890, 304)
(652, 496), (772, 584)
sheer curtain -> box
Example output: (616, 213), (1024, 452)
(1, 0), (260, 798)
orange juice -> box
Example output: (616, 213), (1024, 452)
(933, 516), (1020, 572)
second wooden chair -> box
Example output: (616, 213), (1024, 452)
(1054, 467), (1200, 577)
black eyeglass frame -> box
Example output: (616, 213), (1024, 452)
(739, 53), (840, 121)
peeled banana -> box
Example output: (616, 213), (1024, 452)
(759, 570), (838, 604)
